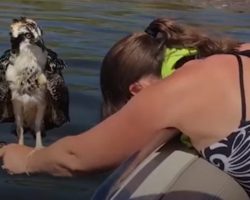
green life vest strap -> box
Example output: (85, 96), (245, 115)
(161, 48), (197, 78)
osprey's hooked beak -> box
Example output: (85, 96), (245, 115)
(35, 38), (45, 51)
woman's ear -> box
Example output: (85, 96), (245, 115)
(129, 82), (143, 96)
(129, 75), (160, 96)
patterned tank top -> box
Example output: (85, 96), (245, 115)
(201, 53), (250, 196)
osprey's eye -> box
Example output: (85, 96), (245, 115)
(25, 33), (32, 39)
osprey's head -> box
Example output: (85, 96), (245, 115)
(10, 17), (45, 52)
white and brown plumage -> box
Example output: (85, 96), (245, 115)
(0, 17), (70, 148)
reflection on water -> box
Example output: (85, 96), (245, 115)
(0, 0), (249, 199)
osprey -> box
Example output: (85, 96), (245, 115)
(0, 17), (70, 148)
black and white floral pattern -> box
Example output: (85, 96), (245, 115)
(201, 124), (250, 196)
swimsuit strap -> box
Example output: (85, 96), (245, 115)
(235, 54), (247, 125)
(239, 50), (250, 57)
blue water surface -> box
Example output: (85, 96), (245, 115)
(0, 0), (250, 199)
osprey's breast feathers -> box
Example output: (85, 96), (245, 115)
(6, 45), (48, 98)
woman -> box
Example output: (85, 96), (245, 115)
(101, 18), (244, 118)
(1, 17), (250, 195)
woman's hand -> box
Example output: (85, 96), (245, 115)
(0, 144), (34, 175)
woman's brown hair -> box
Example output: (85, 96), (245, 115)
(100, 17), (240, 119)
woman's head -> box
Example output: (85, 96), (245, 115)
(101, 17), (240, 118)
(101, 32), (165, 118)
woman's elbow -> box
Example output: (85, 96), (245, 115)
(60, 153), (118, 176)
(52, 137), (112, 175)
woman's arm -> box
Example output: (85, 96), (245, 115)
(0, 63), (195, 176)
(0, 80), (182, 176)
(27, 128), (178, 176)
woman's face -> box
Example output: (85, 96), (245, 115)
(129, 74), (160, 96)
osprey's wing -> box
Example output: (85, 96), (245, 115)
(0, 50), (14, 122)
(45, 49), (70, 129)
(46, 48), (66, 72)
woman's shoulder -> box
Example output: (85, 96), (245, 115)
(238, 43), (250, 52)
(200, 53), (238, 63)
(181, 54), (240, 73)
(167, 54), (240, 91)
(172, 54), (230, 77)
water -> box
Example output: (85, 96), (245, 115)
(0, 0), (250, 199)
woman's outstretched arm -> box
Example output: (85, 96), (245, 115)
(0, 61), (197, 176)
(0, 78), (184, 176)
(25, 128), (178, 176)
(0, 111), (178, 176)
